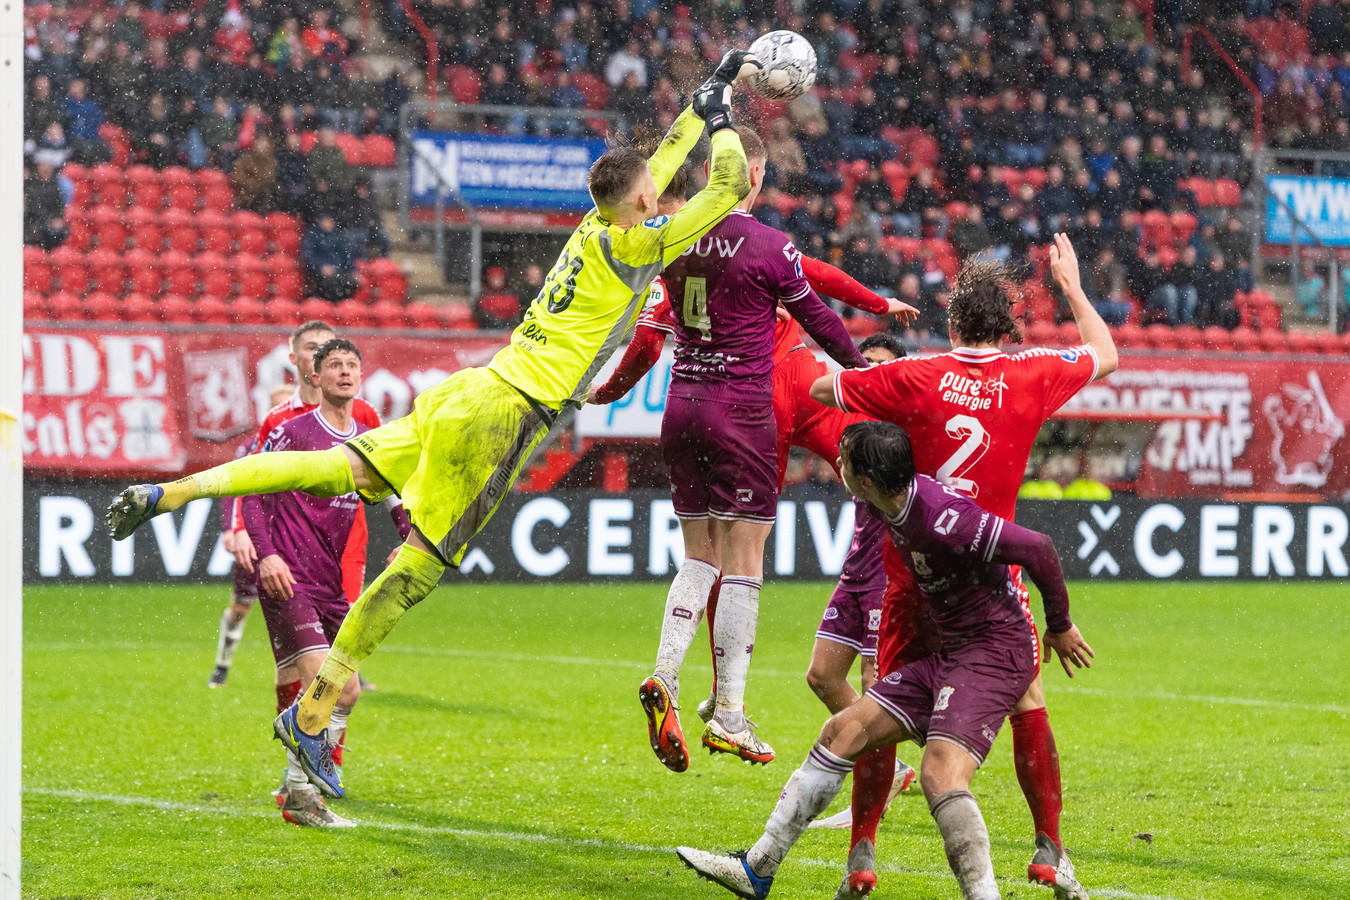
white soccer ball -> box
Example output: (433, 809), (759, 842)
(747, 30), (817, 102)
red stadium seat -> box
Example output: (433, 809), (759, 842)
(266, 213), (303, 256)
(1313, 330), (1343, 354)
(1186, 177), (1215, 207)
(123, 249), (162, 295)
(264, 297), (302, 325)
(1259, 330), (1290, 353)
(1214, 179), (1241, 207)
(87, 248), (127, 295)
(231, 211), (267, 255)
(90, 205), (129, 251)
(24, 251), (52, 294)
(334, 133), (366, 166)
(572, 71), (608, 109)
(1231, 327), (1262, 353)
(232, 253), (269, 299)
(162, 208), (200, 254)
(363, 134), (396, 168)
(124, 292), (160, 322)
(335, 298), (373, 327)
(64, 218), (93, 252)
(370, 300), (407, 329)
(1287, 330), (1316, 354)
(161, 250), (198, 296)
(1173, 325), (1205, 350)
(202, 182), (234, 212)
(48, 290), (84, 320)
(196, 168), (231, 193)
(198, 210), (234, 254)
(84, 291), (123, 322)
(228, 295), (267, 325)
(405, 301), (441, 330)
(299, 297), (333, 321)
(23, 290), (48, 320)
(159, 294), (195, 323)
(1170, 212), (1198, 245)
(195, 251), (233, 297)
(1146, 324), (1180, 349)
(193, 295), (232, 324)
(1340, 330), (1350, 353)
(1025, 322), (1057, 347)
(1141, 210), (1172, 250)
(89, 164), (127, 208)
(300, 131), (318, 154)
(269, 267), (305, 301)
(164, 177), (198, 211)
(127, 165), (164, 209)
(1201, 326), (1233, 352)
(1112, 323), (1145, 348)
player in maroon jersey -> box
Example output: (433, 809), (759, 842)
(809, 234), (1115, 899)
(635, 127), (872, 772)
(243, 338), (410, 827)
(676, 420), (1093, 900)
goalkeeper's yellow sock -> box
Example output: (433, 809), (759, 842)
(156, 446), (355, 512)
(296, 544), (444, 733)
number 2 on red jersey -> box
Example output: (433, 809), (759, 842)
(935, 414), (990, 496)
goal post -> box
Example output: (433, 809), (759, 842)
(2, 1), (24, 896)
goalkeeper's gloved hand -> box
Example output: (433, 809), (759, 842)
(712, 49), (763, 85)
(692, 76), (735, 133)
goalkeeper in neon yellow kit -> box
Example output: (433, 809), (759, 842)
(107, 52), (761, 799)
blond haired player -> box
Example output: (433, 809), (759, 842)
(107, 52), (763, 797)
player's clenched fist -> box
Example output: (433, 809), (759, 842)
(712, 49), (763, 85)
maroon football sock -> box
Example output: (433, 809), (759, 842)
(705, 577), (722, 688)
(1011, 707), (1062, 849)
(850, 744), (895, 850)
(276, 680), (302, 715)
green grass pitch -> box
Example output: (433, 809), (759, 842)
(22, 579), (1350, 899)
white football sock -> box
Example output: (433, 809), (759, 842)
(929, 789), (1001, 900)
(747, 743), (853, 877)
(286, 749), (308, 786)
(328, 708), (350, 746)
(214, 607), (246, 668)
(712, 576), (761, 731)
(652, 557), (719, 697)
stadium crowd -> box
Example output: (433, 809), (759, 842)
(23, 0), (1350, 332)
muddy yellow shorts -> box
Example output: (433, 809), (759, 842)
(346, 367), (557, 566)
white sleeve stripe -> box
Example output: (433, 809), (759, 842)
(833, 372), (849, 412)
(1082, 344), (1100, 381)
(984, 517), (1004, 562)
(780, 284), (812, 302)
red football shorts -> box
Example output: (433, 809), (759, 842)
(340, 505), (369, 605)
(773, 348), (865, 489)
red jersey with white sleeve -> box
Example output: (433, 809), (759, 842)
(831, 344), (1100, 673)
(234, 390), (385, 605)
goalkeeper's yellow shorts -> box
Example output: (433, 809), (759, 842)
(346, 366), (557, 566)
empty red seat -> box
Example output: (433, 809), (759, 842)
(1313, 331), (1343, 354)
(202, 182), (234, 212)
(1214, 179), (1241, 207)
(270, 267), (304, 300)
(1287, 330), (1316, 354)
(335, 298), (373, 327)
(24, 251), (52, 294)
(363, 134), (396, 168)
(193, 295), (232, 324)
(1115, 323), (1147, 348)
(83, 291), (123, 322)
(1186, 177), (1215, 207)
(23, 290), (48, 320)
(1142, 210), (1172, 250)
(161, 250), (197, 296)
(196, 167), (230, 192)
(54, 263), (91, 296)
(334, 133), (366, 166)
(87, 248), (127, 295)
(1259, 330), (1289, 353)
(159, 294), (195, 323)
(47, 290), (83, 320)
(370, 300), (407, 328)
(1173, 325), (1205, 350)
(90, 205), (129, 251)
(1171, 212), (1198, 245)
(123, 293), (158, 322)
(65, 218), (93, 251)
(198, 210), (234, 254)
(299, 297), (333, 321)
(162, 208), (200, 254)
(436, 302), (476, 330)
(1201, 326), (1232, 351)
(264, 297), (302, 325)
(195, 251), (232, 297)
(1231, 327), (1262, 353)
(405, 301), (440, 329)
(123, 249), (161, 294)
(231, 211), (266, 253)
(1146, 324), (1180, 349)
(127, 165), (164, 209)
(89, 164), (127, 207)
(228, 295), (267, 324)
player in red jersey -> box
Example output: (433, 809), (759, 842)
(809, 234), (1116, 900)
(223, 321), (403, 719)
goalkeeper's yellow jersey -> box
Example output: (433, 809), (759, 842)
(488, 109), (749, 409)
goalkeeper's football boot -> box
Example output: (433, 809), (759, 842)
(106, 484), (164, 540)
(639, 675), (689, 772)
(273, 704), (345, 799)
(208, 664), (229, 688)
(1028, 832), (1089, 900)
(676, 847), (773, 900)
(280, 785), (355, 828)
(831, 838), (877, 899)
(702, 716), (775, 765)
(810, 760), (917, 829)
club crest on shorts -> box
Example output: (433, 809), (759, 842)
(910, 551), (932, 576)
(868, 609), (882, 630)
(934, 685), (955, 711)
(736, 488), (755, 504)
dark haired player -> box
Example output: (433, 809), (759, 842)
(809, 234), (1114, 898)
(108, 52), (761, 799)
(633, 126), (876, 769)
(243, 338), (410, 826)
(677, 420), (1094, 900)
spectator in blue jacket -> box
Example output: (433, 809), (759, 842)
(301, 212), (358, 302)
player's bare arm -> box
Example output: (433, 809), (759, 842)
(1050, 232), (1119, 380)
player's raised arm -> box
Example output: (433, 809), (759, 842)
(802, 255), (919, 325)
(987, 517), (1095, 677)
(786, 287), (868, 370)
(1050, 232), (1118, 379)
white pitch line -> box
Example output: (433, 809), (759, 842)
(25, 787), (1189, 900)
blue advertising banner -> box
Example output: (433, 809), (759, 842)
(1265, 174), (1350, 245)
(408, 130), (607, 211)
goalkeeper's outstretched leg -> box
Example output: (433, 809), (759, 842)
(106, 445), (384, 541)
